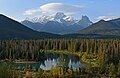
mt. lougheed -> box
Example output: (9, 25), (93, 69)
(22, 12), (92, 34)
(0, 13), (120, 39)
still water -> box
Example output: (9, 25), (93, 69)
(11, 53), (84, 70)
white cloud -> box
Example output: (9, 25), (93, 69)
(40, 3), (83, 13)
(97, 16), (120, 21)
(23, 3), (83, 16)
(23, 9), (40, 15)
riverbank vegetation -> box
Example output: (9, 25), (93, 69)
(0, 39), (120, 78)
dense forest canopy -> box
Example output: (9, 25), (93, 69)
(0, 39), (120, 77)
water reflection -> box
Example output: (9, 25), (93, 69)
(40, 59), (59, 70)
(12, 53), (84, 70)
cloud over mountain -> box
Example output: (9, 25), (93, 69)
(23, 3), (83, 15)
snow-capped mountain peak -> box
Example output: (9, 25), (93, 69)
(54, 12), (66, 20)
(22, 13), (93, 34)
(26, 12), (74, 24)
(31, 15), (52, 23)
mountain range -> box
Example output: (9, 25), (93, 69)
(22, 12), (92, 34)
(0, 14), (120, 39)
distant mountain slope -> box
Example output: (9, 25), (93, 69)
(78, 19), (120, 36)
(109, 18), (120, 27)
(0, 14), (61, 39)
(21, 20), (43, 31)
(22, 12), (92, 34)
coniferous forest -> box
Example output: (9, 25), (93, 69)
(0, 39), (120, 78)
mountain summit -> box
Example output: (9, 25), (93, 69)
(77, 15), (92, 28)
(54, 12), (66, 22)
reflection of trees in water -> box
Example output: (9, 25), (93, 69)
(58, 54), (82, 74)
(58, 54), (80, 68)
(12, 52), (81, 70)
(68, 54), (80, 63)
(39, 53), (60, 66)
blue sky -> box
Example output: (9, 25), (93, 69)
(0, 0), (120, 22)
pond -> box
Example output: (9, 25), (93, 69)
(10, 53), (84, 70)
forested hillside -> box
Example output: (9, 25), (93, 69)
(78, 19), (120, 35)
